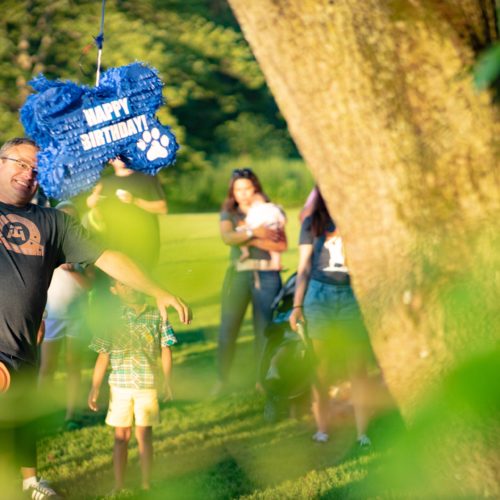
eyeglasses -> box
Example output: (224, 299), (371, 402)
(232, 168), (253, 178)
(0, 156), (38, 175)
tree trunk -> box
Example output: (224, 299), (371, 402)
(227, 0), (500, 495)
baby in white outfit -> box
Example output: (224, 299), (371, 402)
(237, 193), (286, 269)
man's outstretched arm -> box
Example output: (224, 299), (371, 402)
(94, 249), (192, 324)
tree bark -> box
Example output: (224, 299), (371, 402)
(227, 0), (499, 495)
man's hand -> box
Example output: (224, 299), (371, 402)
(156, 292), (192, 325)
(88, 387), (100, 412)
(95, 250), (193, 325)
(115, 189), (133, 204)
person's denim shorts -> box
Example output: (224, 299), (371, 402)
(304, 279), (369, 349)
(43, 317), (82, 342)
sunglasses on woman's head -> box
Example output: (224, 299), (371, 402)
(232, 168), (253, 178)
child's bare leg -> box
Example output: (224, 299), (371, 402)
(113, 427), (131, 490)
(135, 426), (153, 490)
(311, 340), (331, 436)
(239, 245), (250, 262)
(38, 340), (63, 417)
(312, 381), (330, 434)
(349, 359), (371, 440)
(38, 339), (62, 385)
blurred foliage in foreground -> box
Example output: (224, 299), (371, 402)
(0, 0), (312, 210)
(1, 212), (496, 498)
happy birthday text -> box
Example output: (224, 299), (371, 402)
(80, 98), (149, 151)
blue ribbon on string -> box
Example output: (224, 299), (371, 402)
(93, 0), (106, 49)
(21, 62), (179, 199)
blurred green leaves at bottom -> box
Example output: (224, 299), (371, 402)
(360, 347), (500, 498)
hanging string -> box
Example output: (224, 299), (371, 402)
(94, 0), (107, 86)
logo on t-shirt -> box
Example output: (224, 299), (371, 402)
(0, 214), (44, 256)
(322, 231), (348, 273)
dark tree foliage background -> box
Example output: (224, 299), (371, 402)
(0, 0), (312, 210)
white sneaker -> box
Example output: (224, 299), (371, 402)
(23, 478), (61, 499)
(312, 431), (329, 443)
(357, 434), (372, 448)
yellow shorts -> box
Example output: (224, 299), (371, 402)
(106, 387), (160, 427)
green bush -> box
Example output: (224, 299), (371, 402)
(165, 156), (314, 212)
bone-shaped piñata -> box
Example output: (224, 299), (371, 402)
(20, 62), (179, 199)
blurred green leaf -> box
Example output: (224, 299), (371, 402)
(473, 43), (500, 91)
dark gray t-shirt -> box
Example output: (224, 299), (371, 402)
(97, 172), (164, 268)
(220, 209), (270, 262)
(0, 202), (103, 365)
(299, 216), (350, 286)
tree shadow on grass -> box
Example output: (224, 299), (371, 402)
(39, 327), (411, 499)
(53, 418), (269, 498)
(155, 400), (263, 443)
(46, 395), (406, 499)
(146, 454), (257, 500)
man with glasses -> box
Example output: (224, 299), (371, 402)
(0, 138), (191, 499)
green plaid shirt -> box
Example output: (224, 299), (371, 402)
(90, 305), (177, 389)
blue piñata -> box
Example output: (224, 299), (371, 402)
(20, 62), (179, 199)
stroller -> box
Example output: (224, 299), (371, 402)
(260, 273), (316, 422)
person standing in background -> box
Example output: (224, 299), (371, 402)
(86, 156), (167, 272)
(38, 201), (92, 431)
(289, 187), (372, 446)
(214, 168), (287, 395)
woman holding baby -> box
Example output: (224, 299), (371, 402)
(213, 168), (287, 395)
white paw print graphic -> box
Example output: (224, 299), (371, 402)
(137, 128), (170, 161)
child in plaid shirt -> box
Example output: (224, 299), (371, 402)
(88, 280), (177, 492)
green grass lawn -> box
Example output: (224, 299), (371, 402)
(156, 209), (302, 329)
(15, 210), (401, 499)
